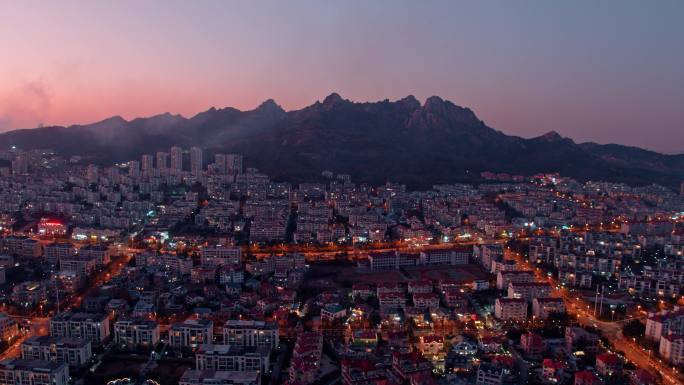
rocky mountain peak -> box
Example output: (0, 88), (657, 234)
(323, 92), (344, 105)
(255, 99), (285, 115)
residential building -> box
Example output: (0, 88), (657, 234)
(195, 344), (270, 372)
(200, 246), (241, 268)
(223, 320), (279, 349)
(532, 297), (566, 320)
(565, 327), (600, 354)
(179, 369), (260, 385)
(494, 298), (527, 321)
(596, 353), (622, 377)
(169, 319), (214, 350)
(190, 147), (203, 176)
(0, 359), (69, 385)
(0, 313), (18, 343)
(21, 336), (92, 367)
(507, 282), (552, 302)
(49, 313), (110, 344)
(476, 363), (506, 385)
(113, 319), (160, 348)
(659, 334), (684, 365)
(645, 310), (684, 341)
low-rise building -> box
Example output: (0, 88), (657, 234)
(507, 282), (552, 302)
(223, 320), (279, 349)
(476, 362), (506, 385)
(646, 310), (684, 341)
(659, 334), (684, 365)
(169, 319), (214, 350)
(520, 332), (546, 356)
(21, 336), (92, 367)
(565, 327), (600, 354)
(494, 298), (527, 321)
(321, 303), (347, 322)
(49, 312), (110, 344)
(532, 297), (566, 320)
(596, 352), (622, 377)
(496, 270), (535, 290)
(113, 319), (160, 349)
(179, 369), (260, 385)
(0, 313), (19, 343)
(0, 358), (69, 385)
(195, 344), (270, 372)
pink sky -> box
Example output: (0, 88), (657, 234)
(1, 1), (682, 153)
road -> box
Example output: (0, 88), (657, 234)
(1, 248), (134, 360)
(0, 334), (28, 360)
(69, 253), (133, 310)
(252, 238), (506, 261)
(507, 248), (684, 385)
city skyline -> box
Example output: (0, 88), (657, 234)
(1, 1), (683, 153)
(2, 3), (684, 385)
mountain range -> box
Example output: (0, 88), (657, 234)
(1, 93), (682, 189)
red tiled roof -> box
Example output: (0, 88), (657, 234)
(543, 359), (566, 370)
(575, 370), (599, 381)
(597, 353), (620, 365)
(421, 335), (443, 344)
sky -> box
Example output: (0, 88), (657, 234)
(1, 1), (683, 153)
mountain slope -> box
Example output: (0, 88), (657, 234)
(0, 94), (681, 189)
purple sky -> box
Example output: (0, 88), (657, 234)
(1, 1), (682, 153)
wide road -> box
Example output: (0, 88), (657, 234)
(252, 238), (506, 261)
(507, 249), (684, 385)
(1, 248), (134, 360)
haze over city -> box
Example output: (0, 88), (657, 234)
(1, 0), (683, 153)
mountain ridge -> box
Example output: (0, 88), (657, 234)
(0, 93), (682, 189)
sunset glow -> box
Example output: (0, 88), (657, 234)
(1, 1), (682, 152)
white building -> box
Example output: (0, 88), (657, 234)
(507, 282), (552, 302)
(169, 319), (214, 349)
(195, 344), (270, 372)
(200, 246), (241, 268)
(0, 313), (18, 343)
(114, 319), (160, 348)
(532, 297), (566, 320)
(223, 320), (279, 349)
(646, 310), (684, 341)
(21, 336), (92, 367)
(321, 304), (347, 321)
(659, 334), (684, 365)
(494, 298), (527, 321)
(179, 369), (260, 385)
(190, 146), (203, 176)
(0, 359), (69, 385)
(476, 363), (507, 385)
(49, 313), (110, 344)
(496, 270), (534, 290)
(170, 146), (183, 172)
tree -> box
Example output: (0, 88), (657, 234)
(622, 319), (645, 339)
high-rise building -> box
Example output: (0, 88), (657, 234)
(170, 146), (183, 172)
(213, 153), (243, 175)
(681, 181), (684, 196)
(156, 152), (169, 170)
(214, 154), (227, 174)
(128, 160), (140, 178)
(190, 147), (203, 176)
(226, 154), (243, 175)
(11, 153), (29, 175)
(86, 165), (98, 184)
(141, 154), (154, 174)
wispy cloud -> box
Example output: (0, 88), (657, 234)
(0, 79), (53, 131)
